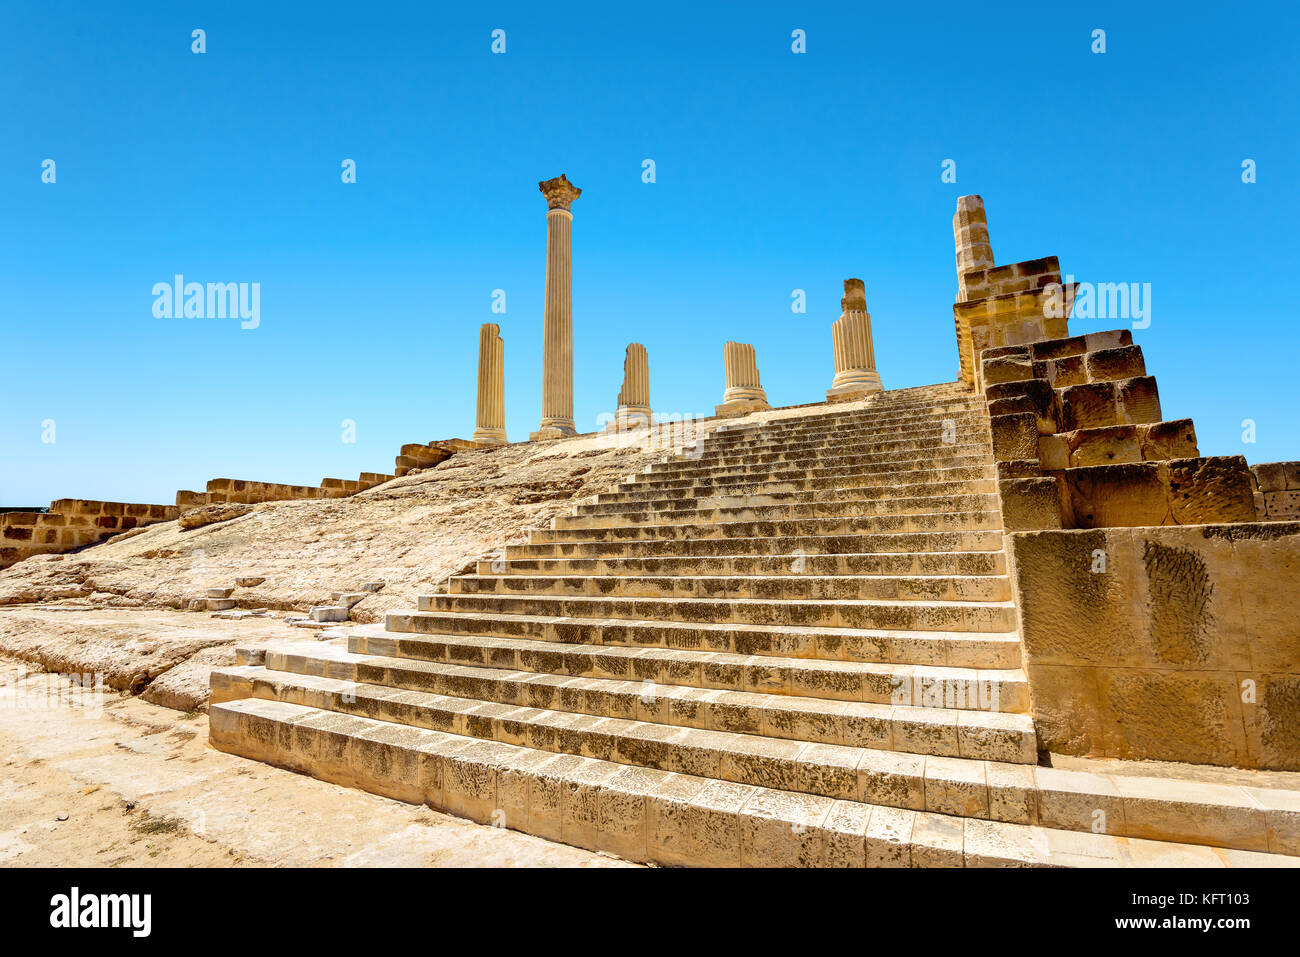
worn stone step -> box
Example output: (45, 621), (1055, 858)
(705, 420), (989, 452)
(214, 666), (1024, 802)
(386, 608), (1023, 671)
(213, 660), (1024, 806)
(623, 458), (995, 491)
(644, 446), (993, 479)
(357, 627), (1025, 709)
(209, 696), (1300, 864)
(590, 478), (998, 509)
(477, 550), (1009, 579)
(238, 644), (1035, 762)
(683, 435), (993, 466)
(420, 591), (1019, 634)
(621, 464), (997, 496)
(693, 432), (992, 464)
(532, 510), (1003, 545)
(708, 405), (987, 440)
(508, 529), (1006, 560)
(448, 572), (1012, 603)
(556, 493), (1001, 529)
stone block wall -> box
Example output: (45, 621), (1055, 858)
(1008, 523), (1300, 770)
(1251, 462), (1300, 520)
(953, 256), (1074, 390)
(1, 498), (179, 569)
(394, 439), (475, 477)
(981, 330), (1257, 530)
(176, 471), (397, 510)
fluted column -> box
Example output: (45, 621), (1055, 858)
(715, 341), (770, 417)
(472, 323), (507, 445)
(612, 342), (652, 430)
(531, 174), (582, 441)
(953, 194), (994, 301)
(826, 278), (884, 402)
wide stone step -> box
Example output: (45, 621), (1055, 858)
(591, 477), (998, 508)
(240, 644), (1036, 762)
(644, 446), (992, 478)
(623, 456), (995, 490)
(697, 430), (991, 461)
(621, 464), (997, 496)
(531, 510), (1003, 544)
(508, 529), (1006, 560)
(215, 664), (1026, 801)
(448, 572), (1013, 603)
(708, 405), (987, 441)
(361, 627), (1024, 710)
(379, 611), (1023, 669)
(208, 695), (1300, 865)
(556, 493), (1001, 529)
(416, 588), (1019, 634)
(478, 550), (1009, 579)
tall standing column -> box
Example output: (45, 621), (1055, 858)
(531, 174), (582, 441)
(826, 278), (884, 402)
(472, 323), (507, 446)
(612, 342), (652, 430)
(953, 194), (994, 301)
(715, 341), (771, 417)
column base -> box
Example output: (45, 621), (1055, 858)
(605, 407), (653, 432)
(826, 371), (884, 404)
(471, 427), (508, 447)
(530, 419), (578, 441)
(714, 398), (771, 418)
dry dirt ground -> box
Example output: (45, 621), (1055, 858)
(0, 659), (634, 867)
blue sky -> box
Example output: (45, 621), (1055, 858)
(2, 1), (1296, 505)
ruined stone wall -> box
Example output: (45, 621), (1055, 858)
(981, 330), (1257, 530)
(1008, 523), (1300, 770)
(1251, 462), (1300, 520)
(1, 499), (179, 569)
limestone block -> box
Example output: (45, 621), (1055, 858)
(1029, 329), (1132, 361)
(997, 459), (1044, 480)
(1064, 462), (1169, 527)
(1059, 381), (1119, 431)
(990, 412), (1039, 463)
(981, 355), (1034, 388)
(1066, 425), (1141, 467)
(1139, 419), (1198, 461)
(1166, 456), (1257, 524)
(1115, 375), (1162, 424)
(984, 378), (1059, 433)
(179, 503), (254, 530)
(999, 477), (1064, 531)
(1037, 435), (1069, 471)
(1254, 462), (1289, 493)
(1085, 345), (1146, 382)
(1033, 354), (1087, 389)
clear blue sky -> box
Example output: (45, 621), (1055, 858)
(2, 1), (1296, 506)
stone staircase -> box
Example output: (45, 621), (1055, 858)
(209, 382), (1300, 866)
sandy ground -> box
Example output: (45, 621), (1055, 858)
(0, 659), (634, 867)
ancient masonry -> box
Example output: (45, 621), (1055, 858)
(8, 175), (1300, 865)
(611, 343), (653, 431)
(716, 341), (771, 417)
(473, 322), (507, 447)
(530, 174), (582, 441)
(827, 278), (884, 402)
(204, 183), (1300, 867)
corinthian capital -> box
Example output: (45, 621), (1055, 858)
(539, 174), (582, 211)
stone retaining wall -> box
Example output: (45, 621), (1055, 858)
(1008, 523), (1300, 770)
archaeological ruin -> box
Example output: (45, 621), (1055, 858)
(5, 177), (1300, 870)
